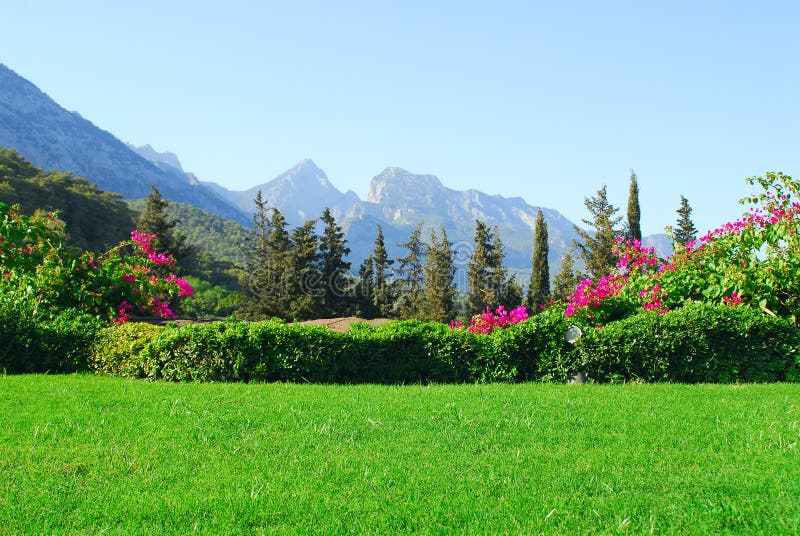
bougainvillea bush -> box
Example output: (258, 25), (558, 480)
(564, 172), (800, 325)
(450, 305), (530, 335)
(0, 202), (192, 323)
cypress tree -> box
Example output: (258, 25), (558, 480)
(573, 185), (623, 280)
(420, 228), (456, 323)
(395, 222), (425, 320)
(675, 195), (698, 247)
(552, 251), (581, 301)
(527, 210), (550, 311)
(318, 207), (352, 317)
(627, 171), (642, 242)
(371, 225), (395, 317)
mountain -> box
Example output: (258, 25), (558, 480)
(339, 166), (581, 274)
(0, 64), (248, 224)
(1, 63), (671, 279)
(129, 144), (184, 173)
(204, 159), (359, 224)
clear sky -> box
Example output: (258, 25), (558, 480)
(2, 1), (798, 235)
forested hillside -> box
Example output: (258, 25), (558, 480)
(0, 148), (135, 251)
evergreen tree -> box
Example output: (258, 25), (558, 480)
(552, 251), (582, 301)
(467, 221), (496, 313)
(136, 185), (192, 271)
(573, 185), (623, 280)
(287, 219), (321, 320)
(420, 228), (457, 323)
(394, 222), (425, 320)
(356, 256), (378, 319)
(527, 210), (550, 311)
(241, 191), (277, 318)
(318, 207), (352, 317)
(467, 221), (517, 313)
(370, 225), (395, 317)
(675, 195), (698, 247)
(626, 171), (642, 242)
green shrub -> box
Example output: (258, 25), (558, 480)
(576, 302), (800, 383)
(0, 296), (103, 373)
(91, 322), (166, 377)
(488, 308), (578, 382)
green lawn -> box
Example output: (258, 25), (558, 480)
(1, 376), (798, 534)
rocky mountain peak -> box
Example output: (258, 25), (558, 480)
(366, 167), (444, 204)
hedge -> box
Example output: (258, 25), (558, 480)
(0, 297), (103, 373)
(88, 312), (576, 384)
(3, 300), (796, 383)
(85, 302), (798, 384)
(575, 302), (800, 383)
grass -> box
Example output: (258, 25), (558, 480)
(0, 376), (799, 535)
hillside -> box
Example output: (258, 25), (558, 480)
(0, 148), (135, 251)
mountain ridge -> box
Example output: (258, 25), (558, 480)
(0, 63), (671, 276)
(0, 63), (249, 225)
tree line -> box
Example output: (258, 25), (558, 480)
(0, 147), (701, 322)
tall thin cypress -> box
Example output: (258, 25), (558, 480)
(627, 171), (642, 242)
(527, 210), (550, 311)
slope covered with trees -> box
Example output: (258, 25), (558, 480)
(0, 148), (135, 251)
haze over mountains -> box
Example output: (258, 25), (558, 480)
(0, 63), (670, 273)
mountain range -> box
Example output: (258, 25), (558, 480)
(0, 63), (670, 274)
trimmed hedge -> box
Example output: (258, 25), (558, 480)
(2, 300), (789, 383)
(0, 298), (103, 373)
(89, 313), (577, 384)
(575, 302), (800, 383)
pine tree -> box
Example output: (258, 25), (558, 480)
(552, 251), (582, 301)
(674, 195), (698, 247)
(527, 210), (550, 312)
(287, 219), (321, 320)
(467, 221), (518, 313)
(356, 256), (378, 318)
(420, 228), (457, 323)
(573, 185), (623, 280)
(394, 222), (425, 320)
(318, 207), (352, 317)
(136, 184), (192, 271)
(626, 171), (642, 242)
(241, 191), (292, 319)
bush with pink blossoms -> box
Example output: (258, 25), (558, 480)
(562, 172), (800, 325)
(450, 305), (530, 335)
(0, 202), (193, 323)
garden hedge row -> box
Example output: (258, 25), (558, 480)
(3, 299), (797, 382)
(90, 309), (575, 383)
(86, 303), (799, 384)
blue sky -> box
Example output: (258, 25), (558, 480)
(2, 1), (798, 235)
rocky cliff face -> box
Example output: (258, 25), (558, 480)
(0, 64), (249, 224)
